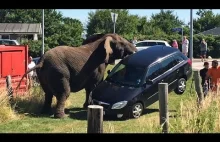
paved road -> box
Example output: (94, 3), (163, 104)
(192, 58), (220, 70)
(115, 58), (220, 71)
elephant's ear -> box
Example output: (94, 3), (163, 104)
(104, 36), (114, 63)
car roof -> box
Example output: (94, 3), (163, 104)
(122, 45), (179, 67)
(137, 40), (168, 43)
(0, 39), (17, 41)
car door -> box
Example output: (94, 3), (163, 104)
(142, 62), (164, 107)
(159, 55), (178, 92)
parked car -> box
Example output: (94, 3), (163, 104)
(0, 39), (20, 45)
(135, 40), (171, 51)
(89, 45), (192, 119)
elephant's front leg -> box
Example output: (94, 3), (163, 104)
(83, 87), (92, 109)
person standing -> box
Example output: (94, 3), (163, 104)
(199, 39), (208, 62)
(27, 56), (36, 89)
(206, 60), (220, 92)
(182, 36), (189, 56)
(200, 62), (210, 96)
(172, 39), (178, 49)
(132, 37), (138, 45)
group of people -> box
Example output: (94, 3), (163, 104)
(200, 60), (220, 96)
(172, 36), (208, 62)
(171, 36), (189, 56)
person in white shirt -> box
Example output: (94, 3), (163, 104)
(27, 56), (36, 89)
(182, 36), (189, 56)
(132, 37), (138, 45)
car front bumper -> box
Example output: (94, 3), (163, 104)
(90, 99), (131, 118)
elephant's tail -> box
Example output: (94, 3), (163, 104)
(15, 56), (45, 91)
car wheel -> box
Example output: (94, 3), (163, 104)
(130, 102), (143, 119)
(174, 78), (186, 95)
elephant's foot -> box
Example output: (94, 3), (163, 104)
(54, 112), (66, 119)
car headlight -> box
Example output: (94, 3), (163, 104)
(111, 101), (127, 109)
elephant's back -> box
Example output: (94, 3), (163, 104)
(43, 46), (91, 76)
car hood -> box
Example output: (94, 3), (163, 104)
(91, 80), (143, 104)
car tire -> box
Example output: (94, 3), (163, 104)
(174, 78), (186, 95)
(129, 102), (143, 119)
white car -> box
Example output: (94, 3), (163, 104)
(135, 40), (171, 51)
(0, 39), (20, 45)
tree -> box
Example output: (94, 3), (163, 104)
(150, 10), (184, 35)
(86, 9), (139, 38)
(194, 9), (220, 34)
(0, 9), (83, 56)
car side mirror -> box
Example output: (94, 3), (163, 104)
(107, 70), (111, 74)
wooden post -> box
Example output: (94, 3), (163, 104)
(6, 75), (13, 100)
(193, 70), (204, 105)
(158, 83), (169, 133)
(87, 105), (103, 133)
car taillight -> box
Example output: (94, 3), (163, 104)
(187, 58), (192, 66)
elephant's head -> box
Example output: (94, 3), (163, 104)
(82, 33), (105, 45)
(100, 33), (137, 64)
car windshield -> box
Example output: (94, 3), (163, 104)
(106, 63), (146, 87)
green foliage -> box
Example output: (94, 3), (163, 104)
(194, 9), (220, 34)
(87, 9), (139, 36)
(150, 10), (184, 35)
(193, 34), (220, 58)
(0, 9), (84, 57)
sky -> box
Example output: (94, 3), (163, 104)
(57, 9), (220, 26)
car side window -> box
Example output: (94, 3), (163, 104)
(135, 42), (148, 47)
(9, 41), (16, 45)
(146, 63), (161, 80)
(174, 54), (184, 64)
(160, 57), (176, 74)
(157, 42), (166, 45)
(148, 42), (157, 46)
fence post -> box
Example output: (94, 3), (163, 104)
(193, 70), (204, 105)
(158, 83), (169, 133)
(6, 75), (13, 100)
(87, 105), (103, 133)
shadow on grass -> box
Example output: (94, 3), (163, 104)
(67, 108), (175, 121)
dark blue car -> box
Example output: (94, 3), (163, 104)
(89, 45), (192, 119)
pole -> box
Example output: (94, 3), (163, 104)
(190, 9), (193, 61)
(42, 9), (45, 56)
(87, 105), (103, 133)
(158, 83), (169, 133)
(181, 26), (183, 43)
(6, 75), (13, 100)
(113, 14), (116, 34)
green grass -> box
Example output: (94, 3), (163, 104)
(0, 65), (215, 133)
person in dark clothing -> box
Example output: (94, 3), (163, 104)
(200, 62), (210, 96)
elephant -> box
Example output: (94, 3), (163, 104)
(16, 33), (137, 118)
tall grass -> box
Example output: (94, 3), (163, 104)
(103, 88), (220, 133)
(168, 89), (220, 133)
(0, 86), (72, 121)
(0, 89), (18, 123)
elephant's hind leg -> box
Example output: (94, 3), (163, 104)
(51, 78), (70, 119)
(38, 75), (53, 115)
